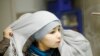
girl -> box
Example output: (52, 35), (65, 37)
(0, 11), (92, 56)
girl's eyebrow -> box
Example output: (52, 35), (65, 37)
(53, 25), (60, 30)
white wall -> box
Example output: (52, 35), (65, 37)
(81, 0), (100, 56)
(73, 0), (100, 56)
(0, 0), (46, 40)
(0, 0), (13, 40)
(15, 0), (46, 13)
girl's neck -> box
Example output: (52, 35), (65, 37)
(38, 42), (50, 51)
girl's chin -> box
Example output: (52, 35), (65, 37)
(51, 45), (59, 48)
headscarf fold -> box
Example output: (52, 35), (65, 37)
(59, 30), (93, 56)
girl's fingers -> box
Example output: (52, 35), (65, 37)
(3, 27), (13, 39)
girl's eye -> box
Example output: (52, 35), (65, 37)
(58, 28), (61, 32)
(49, 31), (55, 34)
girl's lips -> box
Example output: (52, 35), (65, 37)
(57, 41), (61, 43)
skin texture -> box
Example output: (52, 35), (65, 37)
(38, 26), (61, 51)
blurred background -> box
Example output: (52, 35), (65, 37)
(0, 0), (100, 56)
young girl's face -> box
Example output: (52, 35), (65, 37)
(38, 25), (61, 49)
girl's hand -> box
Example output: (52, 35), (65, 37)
(3, 27), (13, 39)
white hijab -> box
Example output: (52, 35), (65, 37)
(4, 11), (93, 56)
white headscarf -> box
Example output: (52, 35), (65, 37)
(4, 11), (61, 56)
(4, 11), (93, 56)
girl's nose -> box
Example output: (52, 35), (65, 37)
(55, 31), (61, 39)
